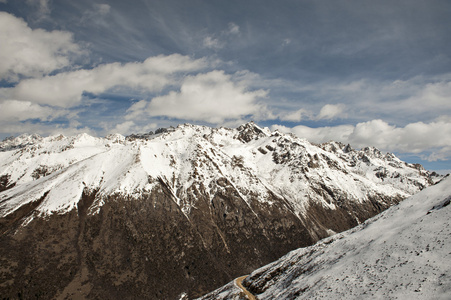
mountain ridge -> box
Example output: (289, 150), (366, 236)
(199, 175), (451, 299)
(0, 122), (437, 218)
(0, 122), (441, 299)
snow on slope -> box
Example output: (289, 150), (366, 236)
(0, 123), (437, 220)
(225, 176), (451, 300)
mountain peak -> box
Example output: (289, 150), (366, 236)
(236, 121), (270, 142)
(0, 133), (43, 151)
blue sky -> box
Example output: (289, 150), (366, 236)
(1, 0), (451, 172)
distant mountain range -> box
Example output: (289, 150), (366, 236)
(0, 122), (440, 299)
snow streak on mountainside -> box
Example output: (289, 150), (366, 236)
(200, 176), (451, 300)
(0, 122), (435, 220)
(0, 122), (440, 299)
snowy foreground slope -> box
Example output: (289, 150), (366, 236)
(200, 176), (451, 300)
(0, 123), (441, 299)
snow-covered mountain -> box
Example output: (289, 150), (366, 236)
(200, 176), (451, 300)
(0, 122), (435, 219)
(0, 122), (440, 299)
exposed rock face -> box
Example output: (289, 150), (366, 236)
(199, 177), (451, 300)
(0, 123), (438, 299)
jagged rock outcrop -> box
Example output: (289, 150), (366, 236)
(0, 123), (439, 299)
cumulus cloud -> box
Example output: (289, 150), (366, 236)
(102, 120), (157, 135)
(147, 70), (269, 123)
(125, 100), (148, 120)
(0, 116), (97, 138)
(0, 99), (81, 139)
(0, 100), (62, 122)
(274, 119), (451, 161)
(289, 76), (451, 124)
(0, 12), (83, 81)
(401, 80), (451, 113)
(278, 108), (311, 122)
(110, 121), (135, 135)
(349, 120), (451, 157)
(272, 124), (354, 144)
(276, 104), (345, 123)
(9, 54), (208, 107)
(316, 103), (346, 120)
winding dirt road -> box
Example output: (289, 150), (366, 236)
(235, 276), (257, 300)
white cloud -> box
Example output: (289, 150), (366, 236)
(0, 99), (81, 139)
(401, 80), (451, 112)
(289, 76), (451, 124)
(147, 70), (269, 123)
(274, 119), (451, 161)
(103, 120), (157, 135)
(272, 124), (354, 144)
(351, 120), (451, 154)
(276, 104), (345, 123)
(48, 126), (97, 137)
(95, 4), (111, 15)
(9, 54), (208, 107)
(227, 22), (240, 35)
(125, 100), (148, 120)
(110, 121), (135, 135)
(0, 119), (96, 138)
(348, 120), (451, 161)
(316, 103), (346, 120)
(203, 36), (223, 49)
(259, 74), (451, 131)
(0, 99), (61, 121)
(203, 22), (240, 50)
(282, 39), (291, 46)
(0, 12), (84, 81)
(279, 108), (311, 122)
(81, 3), (111, 25)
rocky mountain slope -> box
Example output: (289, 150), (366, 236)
(0, 122), (438, 299)
(200, 176), (451, 300)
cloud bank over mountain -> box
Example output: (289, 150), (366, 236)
(1, 1), (451, 170)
